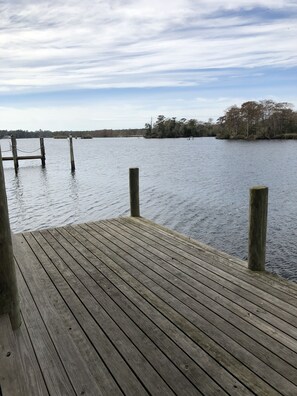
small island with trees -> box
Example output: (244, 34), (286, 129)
(144, 99), (297, 140)
(216, 100), (297, 140)
(144, 116), (217, 138)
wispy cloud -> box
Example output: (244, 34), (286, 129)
(0, 1), (296, 129)
(0, 0), (296, 92)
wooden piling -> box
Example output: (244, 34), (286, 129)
(40, 137), (46, 167)
(69, 135), (75, 172)
(129, 167), (140, 217)
(248, 186), (268, 271)
(0, 148), (21, 329)
(11, 135), (18, 173)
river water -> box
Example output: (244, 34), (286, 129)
(1, 137), (297, 281)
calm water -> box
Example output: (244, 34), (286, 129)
(1, 137), (297, 281)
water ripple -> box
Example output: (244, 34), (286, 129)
(2, 137), (297, 282)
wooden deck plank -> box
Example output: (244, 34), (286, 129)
(14, 262), (75, 396)
(22, 232), (145, 396)
(13, 234), (115, 396)
(100, 219), (297, 371)
(127, 217), (297, 307)
(64, 224), (252, 396)
(73, 223), (282, 395)
(3, 216), (297, 396)
(42, 227), (204, 396)
(14, 313), (49, 396)
(52, 226), (230, 396)
(118, 218), (297, 337)
(31, 230), (178, 396)
(109, 218), (297, 356)
(0, 314), (26, 396)
(83, 221), (297, 395)
(134, 217), (297, 296)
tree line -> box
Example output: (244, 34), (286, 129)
(144, 115), (217, 138)
(2, 99), (296, 141)
(216, 100), (297, 139)
(143, 100), (297, 139)
(0, 129), (145, 139)
(0, 129), (52, 139)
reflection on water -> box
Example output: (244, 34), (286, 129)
(1, 137), (297, 282)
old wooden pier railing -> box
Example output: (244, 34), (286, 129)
(2, 136), (46, 172)
(1, 160), (297, 395)
(1, 135), (76, 173)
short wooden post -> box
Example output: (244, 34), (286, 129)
(129, 168), (140, 217)
(69, 135), (75, 172)
(40, 137), (46, 167)
(248, 186), (268, 271)
(11, 135), (18, 173)
(0, 148), (21, 329)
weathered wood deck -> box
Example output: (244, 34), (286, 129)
(1, 217), (297, 395)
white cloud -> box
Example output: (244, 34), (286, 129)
(0, 0), (296, 92)
(0, 0), (296, 129)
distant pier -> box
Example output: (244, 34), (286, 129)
(2, 136), (46, 172)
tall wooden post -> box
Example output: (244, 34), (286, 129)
(11, 135), (18, 173)
(129, 168), (140, 217)
(0, 148), (21, 329)
(40, 137), (46, 167)
(69, 135), (75, 172)
(248, 186), (268, 271)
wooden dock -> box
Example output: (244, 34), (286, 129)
(1, 216), (297, 395)
(2, 136), (46, 172)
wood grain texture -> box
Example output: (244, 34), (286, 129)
(123, 218), (297, 327)
(248, 186), (268, 271)
(13, 234), (105, 396)
(42, 228), (198, 396)
(55, 226), (231, 395)
(116, 218), (297, 342)
(104, 219), (297, 370)
(0, 314), (25, 396)
(129, 168), (140, 217)
(1, 217), (296, 395)
(0, 148), (21, 329)
(13, 314), (49, 396)
(81, 221), (295, 395)
(69, 136), (75, 172)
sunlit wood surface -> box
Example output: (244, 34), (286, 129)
(1, 217), (297, 395)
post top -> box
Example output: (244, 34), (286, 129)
(250, 185), (268, 191)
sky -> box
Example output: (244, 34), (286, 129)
(0, 0), (296, 130)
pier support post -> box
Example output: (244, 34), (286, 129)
(40, 137), (46, 167)
(69, 135), (75, 172)
(11, 135), (18, 173)
(129, 168), (140, 217)
(248, 186), (268, 271)
(0, 148), (21, 329)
